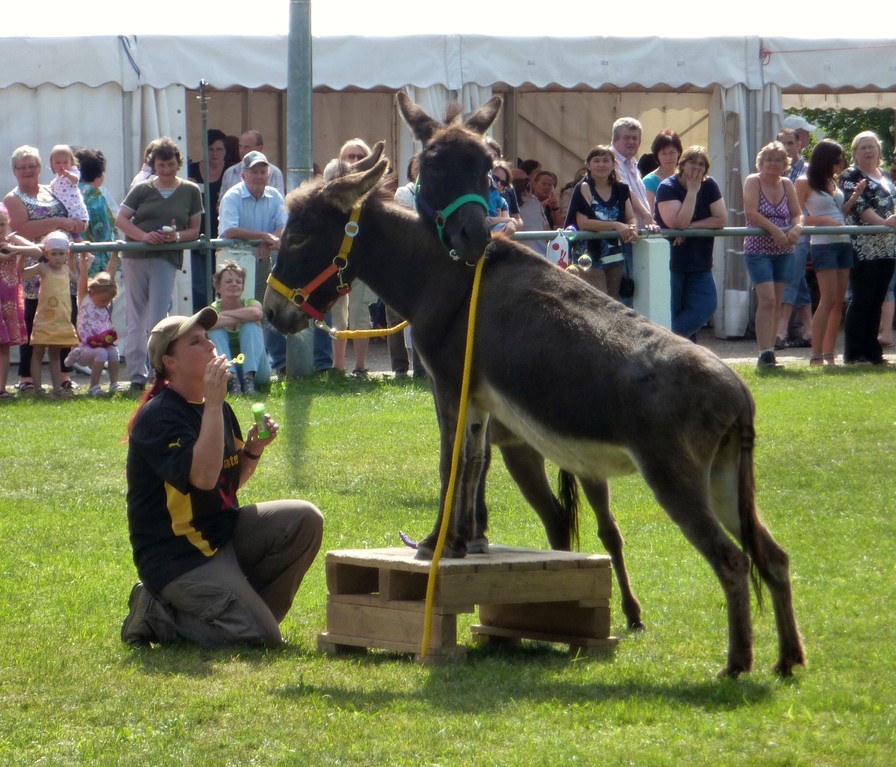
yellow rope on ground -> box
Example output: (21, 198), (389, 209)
(314, 319), (409, 340)
(420, 256), (486, 659)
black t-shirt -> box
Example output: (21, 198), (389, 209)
(126, 387), (245, 594)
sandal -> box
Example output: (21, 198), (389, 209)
(809, 354), (825, 367)
(17, 381), (35, 395)
(60, 379), (79, 391)
(0, 390), (11, 399)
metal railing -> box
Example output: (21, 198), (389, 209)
(64, 224), (896, 255)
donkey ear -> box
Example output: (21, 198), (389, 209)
(352, 141), (386, 172)
(397, 91), (440, 144)
(323, 158), (389, 213)
(464, 95), (503, 135)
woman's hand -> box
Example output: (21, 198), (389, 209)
(616, 222), (639, 244)
(245, 414), (279, 457)
(204, 354), (231, 406)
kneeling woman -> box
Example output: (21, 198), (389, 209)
(122, 308), (323, 648)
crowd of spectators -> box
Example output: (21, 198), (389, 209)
(2, 114), (895, 398)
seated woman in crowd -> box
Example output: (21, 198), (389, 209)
(208, 260), (271, 395)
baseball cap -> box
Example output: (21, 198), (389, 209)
(782, 115), (817, 133)
(242, 150), (269, 169)
(148, 307), (218, 373)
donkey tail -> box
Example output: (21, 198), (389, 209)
(556, 469), (581, 550)
(737, 413), (764, 608)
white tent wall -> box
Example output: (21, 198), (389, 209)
(0, 82), (187, 212)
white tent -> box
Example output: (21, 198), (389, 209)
(1, 31), (893, 334)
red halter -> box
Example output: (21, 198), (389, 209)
(265, 202), (362, 321)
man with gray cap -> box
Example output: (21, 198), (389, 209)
(121, 308), (323, 648)
(218, 150), (288, 376)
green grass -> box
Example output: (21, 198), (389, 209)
(1, 366), (895, 766)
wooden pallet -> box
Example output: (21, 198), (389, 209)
(318, 545), (618, 662)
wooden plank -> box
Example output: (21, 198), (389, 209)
(479, 602), (612, 639)
(327, 592), (473, 615)
(326, 597), (457, 649)
(437, 567), (611, 610)
(470, 624), (619, 651)
(326, 547), (611, 574)
(318, 631), (467, 660)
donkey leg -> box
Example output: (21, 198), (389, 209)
(579, 478), (644, 630)
(416, 406), (489, 560)
(497, 442), (574, 550)
(470, 437), (493, 553)
(645, 463), (754, 677)
(710, 436), (805, 676)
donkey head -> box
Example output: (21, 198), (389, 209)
(397, 91), (502, 263)
(263, 143), (389, 336)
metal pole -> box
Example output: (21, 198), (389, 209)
(197, 80), (213, 311)
(284, 0), (315, 376)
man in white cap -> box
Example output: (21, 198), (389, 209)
(782, 115), (816, 152)
(218, 150), (288, 377)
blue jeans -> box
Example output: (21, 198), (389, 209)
(209, 324), (271, 386)
(782, 237), (811, 307)
(620, 243), (634, 308)
(671, 270), (717, 339)
(313, 311), (333, 371)
(264, 320), (287, 371)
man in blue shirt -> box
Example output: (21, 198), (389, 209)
(218, 151), (288, 376)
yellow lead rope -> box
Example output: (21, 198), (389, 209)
(420, 255), (486, 659)
(314, 319), (409, 340)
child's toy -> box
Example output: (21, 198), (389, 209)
(252, 402), (270, 439)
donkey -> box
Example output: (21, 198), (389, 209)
(264, 95), (804, 677)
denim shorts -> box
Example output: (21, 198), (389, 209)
(745, 252), (795, 286)
(810, 242), (854, 272)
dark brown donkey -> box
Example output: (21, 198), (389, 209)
(264, 95), (804, 677)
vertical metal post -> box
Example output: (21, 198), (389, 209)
(198, 80), (213, 310)
(284, 0), (315, 376)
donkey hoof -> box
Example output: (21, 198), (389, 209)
(413, 540), (467, 560)
(467, 537), (489, 554)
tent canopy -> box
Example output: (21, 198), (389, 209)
(5, 34), (895, 93)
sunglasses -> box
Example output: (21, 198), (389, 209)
(492, 175), (508, 187)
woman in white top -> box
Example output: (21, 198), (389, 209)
(796, 140), (858, 365)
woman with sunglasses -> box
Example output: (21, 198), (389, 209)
(486, 163), (518, 236)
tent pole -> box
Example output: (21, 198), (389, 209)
(285, 0), (315, 376)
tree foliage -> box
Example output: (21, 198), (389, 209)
(788, 108), (894, 165)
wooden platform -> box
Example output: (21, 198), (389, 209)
(318, 545), (618, 662)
